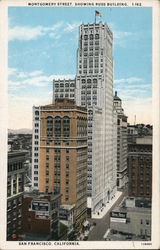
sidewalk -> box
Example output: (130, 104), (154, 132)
(91, 191), (122, 219)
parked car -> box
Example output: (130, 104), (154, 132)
(83, 236), (88, 241)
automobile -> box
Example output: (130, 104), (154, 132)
(126, 235), (132, 239)
(83, 236), (88, 241)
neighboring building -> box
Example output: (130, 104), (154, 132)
(32, 99), (88, 237)
(109, 197), (151, 240)
(32, 106), (41, 189)
(114, 91), (128, 189)
(128, 136), (152, 198)
(53, 79), (75, 103)
(7, 151), (26, 240)
(75, 22), (117, 213)
(23, 192), (61, 240)
(59, 204), (75, 240)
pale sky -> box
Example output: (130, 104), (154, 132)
(8, 7), (152, 129)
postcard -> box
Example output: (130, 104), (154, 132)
(0, 0), (160, 249)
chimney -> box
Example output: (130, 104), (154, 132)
(115, 91), (117, 97)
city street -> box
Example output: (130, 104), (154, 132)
(87, 189), (128, 241)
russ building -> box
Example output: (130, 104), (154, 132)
(52, 21), (117, 215)
(32, 99), (88, 236)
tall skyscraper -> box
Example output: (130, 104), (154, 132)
(47, 21), (116, 215)
(114, 91), (128, 189)
(75, 22), (117, 213)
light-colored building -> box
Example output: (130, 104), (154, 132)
(53, 79), (75, 103)
(32, 106), (41, 190)
(110, 197), (151, 240)
(75, 22), (117, 212)
(113, 91), (128, 189)
(51, 21), (117, 214)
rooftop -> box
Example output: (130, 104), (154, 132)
(60, 204), (75, 211)
(114, 91), (121, 101)
(41, 98), (87, 113)
(136, 136), (152, 145)
(24, 191), (61, 201)
(111, 197), (151, 214)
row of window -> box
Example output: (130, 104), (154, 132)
(55, 94), (75, 99)
(8, 162), (23, 172)
(82, 34), (99, 40)
(54, 82), (75, 88)
(79, 69), (103, 74)
(79, 50), (103, 57)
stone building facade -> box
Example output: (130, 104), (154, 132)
(7, 151), (26, 240)
(32, 99), (88, 236)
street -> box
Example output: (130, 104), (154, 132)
(87, 189), (128, 241)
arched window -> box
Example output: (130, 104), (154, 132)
(63, 116), (70, 137)
(90, 34), (94, 40)
(87, 79), (91, 84)
(95, 34), (99, 39)
(93, 79), (97, 83)
(35, 111), (39, 116)
(47, 116), (53, 138)
(55, 116), (61, 137)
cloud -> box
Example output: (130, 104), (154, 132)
(8, 21), (81, 42)
(114, 77), (144, 84)
(9, 25), (45, 41)
(108, 22), (135, 47)
(8, 22), (64, 41)
(8, 68), (75, 90)
(8, 67), (17, 76)
(64, 22), (80, 32)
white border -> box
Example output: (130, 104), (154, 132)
(0, 0), (159, 249)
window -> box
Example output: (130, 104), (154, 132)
(146, 220), (150, 225)
(89, 34), (93, 40)
(55, 116), (61, 137)
(47, 116), (53, 138)
(66, 156), (69, 161)
(95, 34), (99, 39)
(66, 163), (69, 169)
(63, 116), (70, 137)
